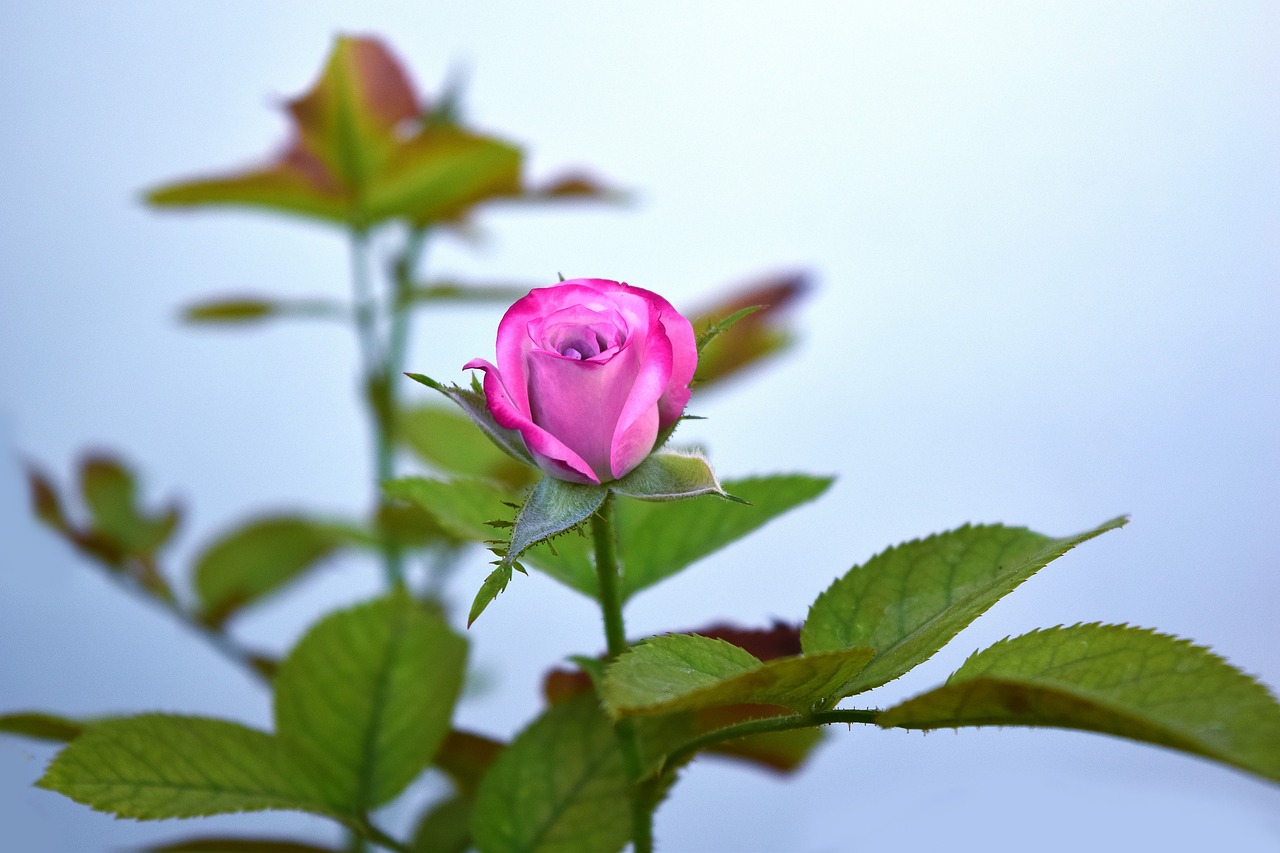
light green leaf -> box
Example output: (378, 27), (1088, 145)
(467, 563), (516, 628)
(519, 475), (832, 600)
(37, 715), (345, 820)
(382, 477), (511, 543)
(275, 592), (468, 811)
(397, 403), (534, 488)
(801, 516), (1127, 695)
(609, 451), (744, 502)
(0, 711), (85, 743)
(879, 623), (1280, 783)
(602, 634), (874, 717)
(79, 454), (179, 557)
(193, 515), (352, 627)
(471, 695), (630, 853)
(405, 374), (535, 467)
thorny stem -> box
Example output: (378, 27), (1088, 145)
(590, 495), (654, 853)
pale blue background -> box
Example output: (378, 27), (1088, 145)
(2, 2), (1278, 851)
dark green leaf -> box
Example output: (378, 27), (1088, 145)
(801, 516), (1127, 695)
(471, 695), (630, 853)
(0, 711), (85, 743)
(193, 515), (352, 627)
(879, 623), (1280, 783)
(405, 374), (534, 467)
(602, 634), (874, 717)
(143, 837), (341, 853)
(609, 452), (744, 503)
(37, 715), (345, 820)
(411, 794), (472, 853)
(275, 592), (468, 811)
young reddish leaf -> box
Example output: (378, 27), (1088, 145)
(689, 272), (809, 388)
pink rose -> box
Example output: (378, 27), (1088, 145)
(464, 278), (697, 485)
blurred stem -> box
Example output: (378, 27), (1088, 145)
(590, 496), (653, 853)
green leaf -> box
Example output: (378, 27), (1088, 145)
(37, 715), (346, 820)
(397, 404), (534, 488)
(689, 273), (807, 388)
(609, 451), (744, 502)
(142, 837), (342, 853)
(878, 623), (1280, 783)
(40, 594), (467, 824)
(801, 516), (1127, 695)
(602, 634), (874, 717)
(274, 592), (468, 811)
(471, 695), (631, 853)
(412, 794), (472, 853)
(182, 297), (344, 325)
(145, 150), (349, 224)
(405, 373), (535, 467)
(79, 454), (179, 557)
(518, 474), (832, 600)
(193, 515), (352, 627)
(506, 478), (607, 567)
(694, 305), (764, 353)
(467, 563), (516, 628)
(382, 477), (511, 542)
(0, 711), (85, 743)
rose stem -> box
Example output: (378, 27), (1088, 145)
(591, 494), (655, 853)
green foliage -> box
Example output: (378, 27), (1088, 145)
(470, 695), (631, 853)
(193, 515), (356, 627)
(878, 623), (1280, 782)
(0, 712), (84, 743)
(181, 297), (344, 325)
(38, 593), (467, 822)
(406, 373), (536, 467)
(383, 477), (508, 542)
(412, 795), (472, 853)
(602, 634), (874, 717)
(801, 517), (1127, 695)
(610, 452), (745, 503)
(398, 403), (535, 488)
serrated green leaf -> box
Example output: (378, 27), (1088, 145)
(518, 475), (832, 600)
(275, 592), (468, 810)
(609, 452), (742, 502)
(193, 515), (352, 627)
(801, 516), (1127, 695)
(468, 563), (515, 627)
(398, 404), (534, 488)
(602, 634), (874, 717)
(879, 623), (1280, 782)
(405, 374), (535, 467)
(37, 715), (345, 820)
(0, 711), (85, 743)
(143, 837), (342, 853)
(471, 695), (630, 853)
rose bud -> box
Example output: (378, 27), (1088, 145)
(464, 278), (697, 485)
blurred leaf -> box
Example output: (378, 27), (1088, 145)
(79, 454), (179, 557)
(411, 794), (471, 853)
(518, 171), (627, 204)
(610, 451), (744, 502)
(38, 715), (346, 820)
(142, 837), (341, 853)
(801, 516), (1128, 696)
(689, 272), (809, 389)
(397, 403), (534, 489)
(375, 500), (449, 549)
(181, 297), (345, 325)
(405, 374), (536, 468)
(879, 623), (1280, 783)
(275, 591), (468, 810)
(193, 515), (354, 627)
(382, 477), (512, 542)
(39, 593), (467, 822)
(26, 466), (70, 531)
(471, 695), (630, 853)
(401, 280), (530, 306)
(0, 712), (85, 743)
(602, 634), (874, 717)
(434, 729), (504, 795)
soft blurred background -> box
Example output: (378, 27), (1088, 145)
(3, 2), (1278, 851)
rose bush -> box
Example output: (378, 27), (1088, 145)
(464, 278), (697, 485)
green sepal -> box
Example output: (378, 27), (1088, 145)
(610, 451), (745, 503)
(878, 623), (1280, 783)
(404, 373), (534, 467)
(695, 304), (765, 353)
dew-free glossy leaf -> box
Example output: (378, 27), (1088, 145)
(879, 623), (1280, 782)
(274, 592), (467, 810)
(603, 634), (875, 717)
(37, 715), (345, 820)
(801, 517), (1127, 695)
(471, 695), (630, 853)
(193, 515), (352, 626)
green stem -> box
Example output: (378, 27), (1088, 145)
(353, 815), (410, 853)
(590, 496), (653, 853)
(659, 708), (880, 778)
